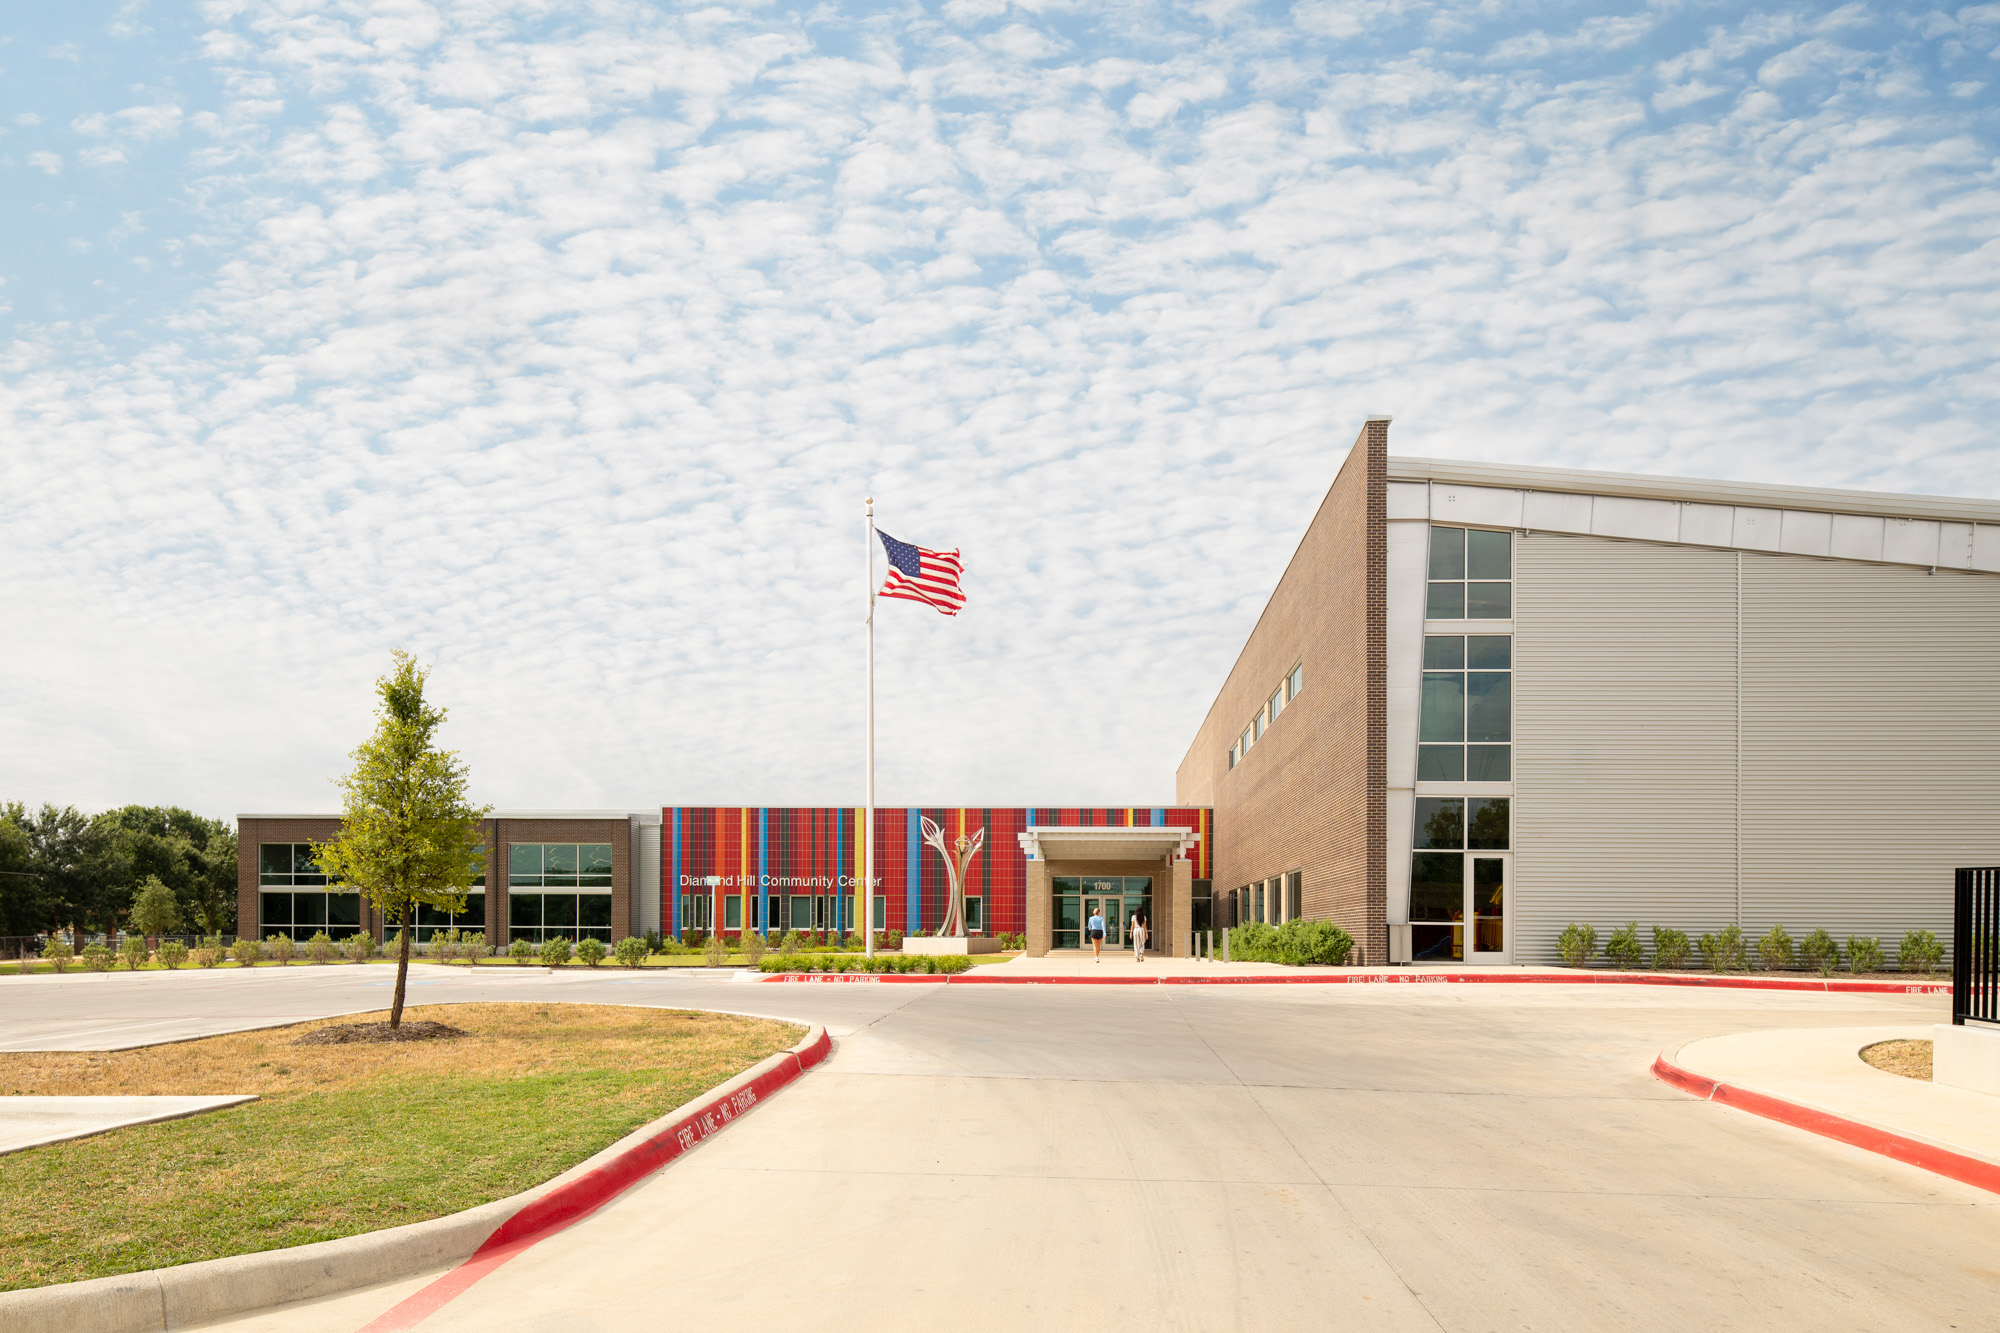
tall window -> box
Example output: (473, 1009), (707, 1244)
(1419, 634), (1511, 781)
(1427, 526), (1512, 620)
(1409, 797), (1509, 961)
(258, 843), (364, 940)
(508, 843), (614, 943)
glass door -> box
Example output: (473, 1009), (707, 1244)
(1468, 856), (1508, 961)
(1084, 896), (1122, 948)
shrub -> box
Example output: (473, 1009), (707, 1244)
(306, 931), (337, 964)
(742, 932), (768, 964)
(190, 938), (222, 968)
(614, 936), (649, 968)
(643, 930), (663, 954)
(343, 932), (375, 963)
(1898, 929), (1943, 976)
(937, 955), (971, 975)
(884, 929), (904, 951)
(1555, 923), (1598, 967)
(1604, 923), (1643, 970)
(42, 937), (74, 973)
(119, 934), (149, 970)
(705, 934), (730, 966)
(779, 930), (803, 956)
(462, 933), (488, 965)
(508, 938), (536, 965)
(230, 938), (263, 968)
(1650, 926), (1690, 970)
(681, 928), (708, 949)
(384, 929), (412, 960)
(266, 934), (297, 965)
(156, 940), (189, 970)
(1799, 928), (1840, 977)
(575, 938), (607, 968)
(1755, 923), (1795, 972)
(81, 942), (115, 972)
(1695, 923), (1747, 973)
(1230, 919), (1358, 966)
(539, 937), (573, 968)
(1846, 935), (1883, 974)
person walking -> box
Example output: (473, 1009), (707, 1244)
(1131, 911), (1149, 963)
(1087, 906), (1106, 962)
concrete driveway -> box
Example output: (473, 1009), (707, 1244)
(7, 968), (1995, 1330)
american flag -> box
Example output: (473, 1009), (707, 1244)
(877, 530), (965, 616)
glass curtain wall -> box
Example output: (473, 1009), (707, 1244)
(258, 843), (364, 940)
(1409, 798), (1510, 960)
(1052, 876), (1152, 949)
(508, 843), (614, 943)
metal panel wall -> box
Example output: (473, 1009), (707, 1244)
(1740, 558), (2000, 942)
(1512, 535), (1741, 962)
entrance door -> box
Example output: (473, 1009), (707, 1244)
(1467, 855), (1508, 961)
(1084, 896), (1122, 948)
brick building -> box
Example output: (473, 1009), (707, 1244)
(237, 420), (2000, 964)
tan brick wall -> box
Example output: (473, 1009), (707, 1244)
(1176, 420), (1388, 962)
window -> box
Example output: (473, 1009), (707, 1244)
(1287, 663), (1303, 700)
(259, 843), (329, 886)
(1240, 725), (1253, 755)
(1410, 798), (1510, 961)
(1268, 686), (1285, 723)
(1286, 871), (1302, 921)
(1051, 875), (1151, 949)
(965, 896), (983, 931)
(1426, 526), (1512, 620)
(507, 842), (613, 943)
(1419, 634), (1511, 781)
(410, 897), (484, 943)
(260, 888), (364, 941)
(1252, 710), (1266, 740)
(1228, 742), (1240, 770)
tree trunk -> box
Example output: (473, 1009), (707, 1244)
(389, 902), (413, 1028)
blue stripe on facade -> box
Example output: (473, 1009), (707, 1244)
(758, 808), (769, 937)
(1152, 807), (1164, 827)
(906, 809), (921, 933)
(670, 807), (682, 936)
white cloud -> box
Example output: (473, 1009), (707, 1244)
(0, 0), (1996, 821)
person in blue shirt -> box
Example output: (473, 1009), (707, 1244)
(1087, 908), (1106, 961)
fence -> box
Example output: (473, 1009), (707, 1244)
(1953, 867), (2000, 1028)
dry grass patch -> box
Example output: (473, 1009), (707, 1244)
(1860, 1038), (1932, 1081)
(0, 1003), (800, 1291)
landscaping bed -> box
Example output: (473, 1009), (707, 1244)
(0, 1003), (800, 1291)
(1862, 1039), (1933, 1081)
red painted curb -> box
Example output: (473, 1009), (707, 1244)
(759, 970), (1950, 995)
(1650, 1050), (2000, 1196)
(359, 1027), (833, 1332)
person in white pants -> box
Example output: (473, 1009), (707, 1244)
(1131, 911), (1149, 962)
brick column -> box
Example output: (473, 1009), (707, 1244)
(1026, 860), (1051, 956)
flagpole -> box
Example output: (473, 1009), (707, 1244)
(864, 497), (876, 960)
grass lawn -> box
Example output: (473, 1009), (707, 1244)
(0, 1003), (801, 1292)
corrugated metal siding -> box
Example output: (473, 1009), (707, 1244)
(1513, 535), (1740, 963)
(1741, 559), (2000, 944)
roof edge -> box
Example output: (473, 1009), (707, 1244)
(1387, 456), (2000, 524)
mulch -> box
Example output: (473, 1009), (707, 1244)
(294, 1021), (469, 1046)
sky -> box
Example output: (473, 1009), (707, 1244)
(2, 0), (1996, 822)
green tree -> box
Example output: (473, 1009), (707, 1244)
(93, 807), (238, 936)
(128, 876), (183, 940)
(0, 803), (43, 936)
(313, 651), (488, 1028)
(21, 805), (118, 937)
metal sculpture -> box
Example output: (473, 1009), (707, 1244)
(921, 816), (986, 938)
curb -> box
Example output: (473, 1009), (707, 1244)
(0, 1025), (831, 1333)
(761, 970), (1951, 994)
(1650, 1043), (2000, 1197)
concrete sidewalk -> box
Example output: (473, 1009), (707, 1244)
(0, 1095), (256, 1155)
(1667, 1026), (2000, 1170)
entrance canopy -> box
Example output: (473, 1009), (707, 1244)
(1017, 826), (1202, 863)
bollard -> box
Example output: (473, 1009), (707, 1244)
(1222, 928), (1230, 964)
(1206, 930), (1213, 961)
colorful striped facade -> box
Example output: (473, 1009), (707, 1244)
(666, 806), (1212, 937)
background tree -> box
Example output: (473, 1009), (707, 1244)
(128, 875), (183, 942)
(0, 803), (43, 936)
(22, 805), (118, 938)
(313, 651), (488, 1028)
(93, 806), (238, 935)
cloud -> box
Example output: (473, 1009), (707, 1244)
(0, 0), (1996, 821)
